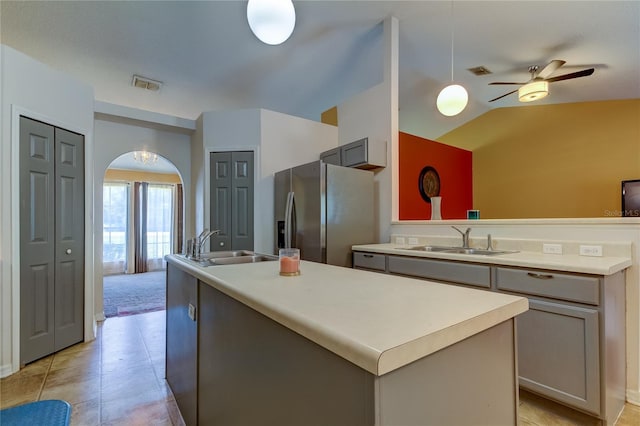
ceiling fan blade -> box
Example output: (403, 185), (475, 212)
(537, 59), (566, 79)
(488, 89), (519, 102)
(489, 81), (527, 85)
(546, 68), (595, 83)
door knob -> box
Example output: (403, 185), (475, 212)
(65, 248), (72, 255)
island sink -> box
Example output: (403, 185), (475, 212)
(182, 250), (278, 266)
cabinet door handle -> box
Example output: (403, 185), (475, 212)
(527, 272), (554, 280)
(363, 254), (374, 258)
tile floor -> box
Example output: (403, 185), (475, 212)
(1, 310), (639, 425)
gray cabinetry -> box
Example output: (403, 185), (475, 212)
(494, 266), (625, 425)
(516, 299), (600, 414)
(166, 263), (198, 426)
(353, 252), (387, 272)
(388, 255), (491, 288)
(319, 146), (341, 165)
(353, 251), (626, 425)
(320, 137), (385, 170)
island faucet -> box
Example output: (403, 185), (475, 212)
(451, 226), (472, 248)
(187, 229), (221, 259)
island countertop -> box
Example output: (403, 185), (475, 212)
(166, 254), (528, 376)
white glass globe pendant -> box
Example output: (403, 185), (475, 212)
(437, 84), (468, 116)
(247, 0), (296, 45)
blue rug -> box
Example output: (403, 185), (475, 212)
(103, 271), (166, 318)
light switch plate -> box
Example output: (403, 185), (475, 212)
(188, 303), (196, 321)
(580, 245), (603, 257)
(543, 243), (563, 254)
(396, 237), (406, 245)
(408, 237), (419, 245)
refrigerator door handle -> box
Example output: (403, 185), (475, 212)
(284, 191), (294, 248)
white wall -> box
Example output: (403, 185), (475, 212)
(0, 45), (95, 376)
(337, 17), (399, 245)
(198, 108), (338, 254)
(93, 114), (193, 319)
(390, 219), (640, 405)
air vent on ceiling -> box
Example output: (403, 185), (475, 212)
(132, 75), (162, 92)
(467, 66), (492, 76)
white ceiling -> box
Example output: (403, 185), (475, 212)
(109, 152), (179, 174)
(2, 1), (639, 140)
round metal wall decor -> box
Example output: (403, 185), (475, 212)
(418, 166), (440, 203)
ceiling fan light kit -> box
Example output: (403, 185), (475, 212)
(437, 84), (469, 116)
(247, 0), (296, 45)
(518, 81), (549, 102)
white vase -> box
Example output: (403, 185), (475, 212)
(430, 196), (442, 220)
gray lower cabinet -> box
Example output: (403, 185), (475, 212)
(166, 264), (198, 426)
(494, 266), (626, 426)
(352, 252), (627, 425)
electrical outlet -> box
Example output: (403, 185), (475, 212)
(396, 237), (406, 245)
(580, 245), (603, 257)
(543, 243), (563, 254)
(408, 237), (419, 245)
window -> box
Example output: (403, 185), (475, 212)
(103, 182), (129, 274)
(147, 184), (174, 270)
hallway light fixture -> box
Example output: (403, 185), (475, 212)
(436, 2), (468, 116)
(518, 81), (549, 102)
(247, 0), (296, 45)
(133, 151), (158, 165)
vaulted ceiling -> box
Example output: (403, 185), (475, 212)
(2, 1), (639, 139)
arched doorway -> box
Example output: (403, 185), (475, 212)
(102, 151), (184, 317)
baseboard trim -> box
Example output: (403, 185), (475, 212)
(627, 389), (640, 406)
(0, 363), (15, 379)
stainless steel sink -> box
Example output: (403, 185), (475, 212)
(402, 246), (516, 256)
(198, 254), (278, 266)
(183, 251), (278, 266)
(197, 250), (256, 259)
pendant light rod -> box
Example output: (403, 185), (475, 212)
(449, 0), (454, 82)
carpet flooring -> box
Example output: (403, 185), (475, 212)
(103, 270), (166, 318)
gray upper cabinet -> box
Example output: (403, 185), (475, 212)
(320, 147), (341, 166)
(320, 138), (386, 170)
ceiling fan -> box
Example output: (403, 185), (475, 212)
(488, 60), (595, 103)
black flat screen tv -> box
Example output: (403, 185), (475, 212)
(622, 179), (640, 217)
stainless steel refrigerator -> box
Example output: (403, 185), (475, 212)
(274, 160), (374, 267)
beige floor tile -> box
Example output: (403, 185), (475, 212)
(100, 398), (172, 425)
(0, 372), (46, 409)
(69, 397), (101, 426)
(616, 402), (640, 426)
(40, 374), (100, 406)
(50, 348), (101, 372)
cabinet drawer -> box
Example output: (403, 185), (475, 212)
(388, 256), (491, 288)
(353, 252), (387, 271)
(494, 267), (600, 305)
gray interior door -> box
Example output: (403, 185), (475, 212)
(20, 116), (84, 364)
(53, 127), (85, 351)
(210, 151), (254, 251)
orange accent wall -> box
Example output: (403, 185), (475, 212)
(399, 132), (473, 220)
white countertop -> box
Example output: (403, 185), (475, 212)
(352, 243), (632, 276)
(166, 254), (528, 376)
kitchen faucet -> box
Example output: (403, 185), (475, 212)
(451, 226), (471, 248)
(187, 229), (221, 259)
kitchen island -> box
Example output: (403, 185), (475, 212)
(165, 254), (528, 425)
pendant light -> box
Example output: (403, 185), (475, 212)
(247, 0), (296, 45)
(436, 2), (468, 116)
